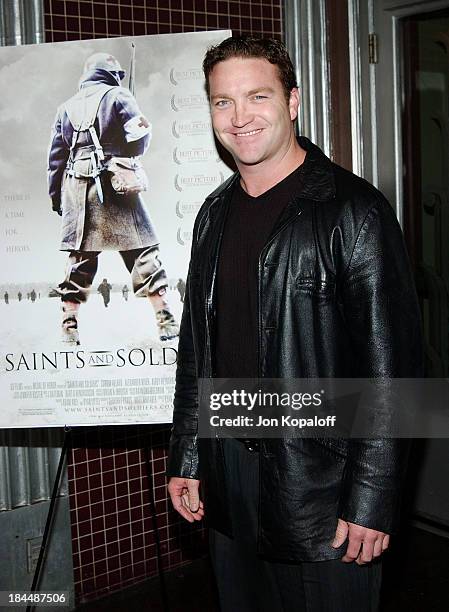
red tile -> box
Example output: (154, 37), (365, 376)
(81, 577), (96, 595)
(130, 506), (143, 522)
(121, 565), (134, 582)
(117, 504), (129, 519)
(74, 475), (89, 492)
(129, 491), (142, 507)
(116, 482), (129, 498)
(133, 560), (146, 579)
(153, 472), (166, 487)
(80, 17), (94, 34)
(143, 531), (155, 547)
(89, 487), (103, 505)
(155, 500), (167, 514)
(145, 558), (158, 576)
(92, 4), (106, 19)
(79, 534), (93, 551)
(92, 531), (105, 547)
(120, 551), (132, 567)
(132, 546), (145, 563)
(76, 506), (91, 523)
(70, 522), (79, 540)
(120, 538), (132, 553)
(103, 484), (116, 501)
(128, 464), (141, 480)
(83, 564), (95, 582)
(119, 524), (131, 539)
(154, 486), (167, 502)
(152, 458), (166, 473)
(230, 16), (240, 30)
(145, 7), (158, 22)
(49, 0), (67, 14)
(107, 554), (120, 571)
(116, 496), (130, 513)
(88, 473), (102, 489)
(101, 456), (114, 471)
(90, 501), (105, 519)
(102, 470), (115, 486)
(94, 544), (107, 563)
(127, 450), (142, 464)
(80, 549), (93, 566)
(169, 550), (182, 566)
(76, 491), (90, 508)
(108, 569), (122, 587)
(72, 552), (81, 570)
(86, 448), (101, 461)
(104, 512), (118, 529)
(106, 6), (119, 20)
(241, 17), (251, 31)
(131, 530), (144, 547)
(94, 573), (110, 590)
(91, 516), (105, 532)
(113, 452), (128, 468)
(133, 7), (145, 21)
(106, 541), (120, 557)
(94, 559), (107, 576)
(73, 566), (81, 584)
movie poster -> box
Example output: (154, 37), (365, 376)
(0, 30), (232, 428)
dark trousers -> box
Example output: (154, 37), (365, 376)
(209, 438), (382, 612)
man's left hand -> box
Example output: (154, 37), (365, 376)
(332, 518), (389, 564)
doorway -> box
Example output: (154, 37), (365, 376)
(402, 7), (449, 528)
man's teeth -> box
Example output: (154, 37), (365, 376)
(236, 129), (261, 137)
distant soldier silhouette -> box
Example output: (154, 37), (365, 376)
(122, 284), (129, 301)
(97, 278), (112, 307)
(4, 291), (9, 304)
(176, 278), (186, 303)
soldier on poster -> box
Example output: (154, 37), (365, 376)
(97, 278), (112, 307)
(48, 52), (179, 345)
(176, 277), (186, 303)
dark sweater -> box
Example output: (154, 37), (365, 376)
(215, 164), (304, 378)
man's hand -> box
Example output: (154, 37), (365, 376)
(52, 199), (62, 216)
(332, 518), (389, 564)
(168, 477), (204, 523)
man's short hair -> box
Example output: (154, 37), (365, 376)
(203, 36), (298, 102)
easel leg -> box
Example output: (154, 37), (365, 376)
(26, 426), (72, 612)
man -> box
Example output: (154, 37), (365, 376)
(48, 52), (179, 344)
(167, 37), (422, 611)
(97, 278), (112, 307)
(176, 277), (186, 303)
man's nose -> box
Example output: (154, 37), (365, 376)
(231, 101), (253, 127)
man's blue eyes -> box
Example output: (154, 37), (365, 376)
(215, 96), (267, 106)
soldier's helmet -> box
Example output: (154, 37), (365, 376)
(83, 53), (125, 80)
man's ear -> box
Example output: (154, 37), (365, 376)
(289, 88), (300, 121)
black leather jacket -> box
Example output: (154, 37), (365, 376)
(167, 138), (422, 562)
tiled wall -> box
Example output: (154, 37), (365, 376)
(42, 0), (283, 605)
(68, 425), (206, 602)
(44, 0), (283, 41)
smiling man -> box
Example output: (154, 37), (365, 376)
(167, 37), (422, 611)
